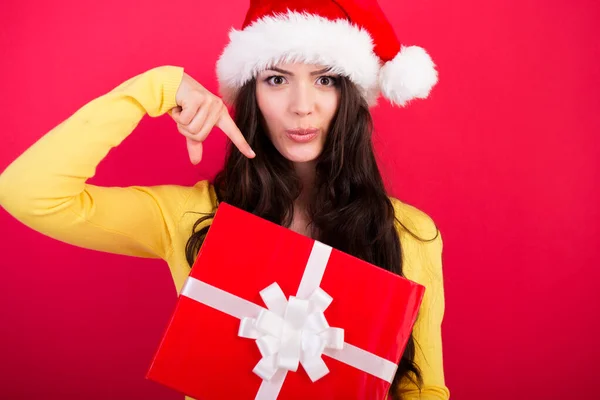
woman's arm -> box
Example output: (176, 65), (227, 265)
(393, 200), (450, 399)
(0, 66), (193, 260)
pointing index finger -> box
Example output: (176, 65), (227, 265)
(217, 110), (256, 158)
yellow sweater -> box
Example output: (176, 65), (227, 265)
(0, 66), (449, 400)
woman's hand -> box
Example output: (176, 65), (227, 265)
(171, 72), (255, 165)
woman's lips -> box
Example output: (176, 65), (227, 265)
(285, 128), (319, 143)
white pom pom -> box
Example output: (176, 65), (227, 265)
(378, 45), (438, 107)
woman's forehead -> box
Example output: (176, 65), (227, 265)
(263, 62), (333, 73)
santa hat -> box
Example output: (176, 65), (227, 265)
(216, 0), (438, 107)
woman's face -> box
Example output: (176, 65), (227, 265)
(255, 63), (341, 164)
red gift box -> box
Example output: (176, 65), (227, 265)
(146, 203), (425, 400)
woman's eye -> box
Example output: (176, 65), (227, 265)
(267, 76), (286, 85)
(265, 75), (337, 86)
(318, 76), (337, 86)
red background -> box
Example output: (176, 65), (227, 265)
(0, 0), (599, 399)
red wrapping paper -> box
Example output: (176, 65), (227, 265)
(147, 202), (425, 399)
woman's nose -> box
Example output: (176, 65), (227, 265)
(289, 83), (314, 116)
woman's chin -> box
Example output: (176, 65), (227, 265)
(280, 147), (322, 163)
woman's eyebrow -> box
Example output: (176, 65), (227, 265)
(310, 67), (333, 76)
(265, 67), (333, 76)
(265, 67), (292, 75)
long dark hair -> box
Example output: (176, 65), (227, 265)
(185, 75), (426, 398)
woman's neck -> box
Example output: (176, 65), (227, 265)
(289, 161), (317, 237)
(293, 161), (316, 211)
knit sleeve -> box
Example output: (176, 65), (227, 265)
(392, 199), (450, 400)
(0, 65), (193, 260)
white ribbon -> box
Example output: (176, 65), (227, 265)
(238, 282), (344, 382)
(180, 240), (398, 400)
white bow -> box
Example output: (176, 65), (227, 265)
(238, 282), (344, 382)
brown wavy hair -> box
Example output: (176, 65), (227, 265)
(185, 75), (428, 398)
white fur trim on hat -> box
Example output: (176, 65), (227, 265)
(378, 45), (438, 107)
(216, 11), (381, 106)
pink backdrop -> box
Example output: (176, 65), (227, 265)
(1, 0), (599, 399)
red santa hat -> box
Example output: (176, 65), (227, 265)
(216, 0), (438, 107)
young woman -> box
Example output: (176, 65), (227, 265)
(0, 1), (448, 399)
